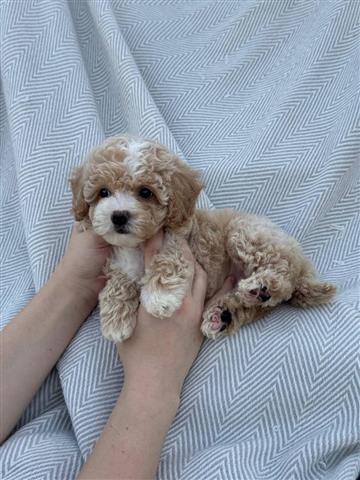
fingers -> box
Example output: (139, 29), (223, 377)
(93, 231), (111, 249)
(72, 222), (110, 250)
(73, 221), (88, 234)
(191, 262), (208, 305)
(219, 275), (237, 295)
(204, 275), (237, 309)
(72, 221), (82, 234)
(143, 230), (164, 268)
(72, 221), (88, 236)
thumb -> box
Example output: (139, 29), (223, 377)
(205, 275), (237, 309)
(219, 275), (237, 295)
(143, 230), (164, 268)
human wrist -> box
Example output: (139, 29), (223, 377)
(122, 374), (181, 414)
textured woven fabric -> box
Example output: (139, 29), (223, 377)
(1, 1), (359, 478)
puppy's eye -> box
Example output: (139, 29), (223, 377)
(99, 188), (111, 198)
(138, 187), (153, 199)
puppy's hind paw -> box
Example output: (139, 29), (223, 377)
(201, 305), (233, 339)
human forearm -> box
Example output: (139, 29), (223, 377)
(77, 232), (230, 480)
(0, 264), (98, 444)
(78, 382), (179, 480)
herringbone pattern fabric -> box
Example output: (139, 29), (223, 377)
(1, 0), (359, 478)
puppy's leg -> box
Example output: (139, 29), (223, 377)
(140, 234), (194, 318)
(236, 266), (294, 308)
(202, 214), (298, 338)
(289, 257), (336, 307)
(290, 279), (336, 306)
(225, 214), (304, 306)
(240, 266), (336, 309)
(201, 267), (291, 339)
(201, 292), (269, 339)
(99, 266), (140, 343)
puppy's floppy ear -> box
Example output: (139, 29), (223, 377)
(166, 158), (203, 230)
(69, 165), (89, 221)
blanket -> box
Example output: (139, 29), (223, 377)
(1, 1), (359, 478)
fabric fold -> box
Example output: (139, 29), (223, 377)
(1, 1), (359, 478)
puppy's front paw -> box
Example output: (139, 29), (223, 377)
(140, 285), (185, 318)
(99, 286), (138, 343)
(201, 305), (233, 339)
(101, 316), (136, 343)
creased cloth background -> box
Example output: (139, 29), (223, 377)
(1, 1), (360, 479)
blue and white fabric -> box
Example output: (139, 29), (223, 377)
(1, 1), (359, 478)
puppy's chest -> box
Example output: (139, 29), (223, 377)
(110, 246), (144, 282)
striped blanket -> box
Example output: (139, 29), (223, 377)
(1, 1), (359, 478)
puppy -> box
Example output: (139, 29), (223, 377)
(70, 134), (336, 342)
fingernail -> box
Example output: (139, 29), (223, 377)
(226, 275), (237, 287)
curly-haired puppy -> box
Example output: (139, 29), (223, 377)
(70, 135), (336, 342)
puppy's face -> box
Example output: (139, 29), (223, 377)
(70, 136), (202, 247)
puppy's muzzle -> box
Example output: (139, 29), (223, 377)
(111, 210), (130, 234)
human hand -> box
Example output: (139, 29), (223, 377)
(117, 231), (236, 403)
(56, 222), (112, 300)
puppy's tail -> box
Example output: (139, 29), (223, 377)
(289, 277), (337, 308)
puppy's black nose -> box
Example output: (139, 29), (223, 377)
(111, 210), (130, 227)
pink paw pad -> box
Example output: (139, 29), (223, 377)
(201, 305), (232, 338)
(209, 307), (222, 330)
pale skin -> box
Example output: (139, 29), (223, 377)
(0, 223), (235, 479)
